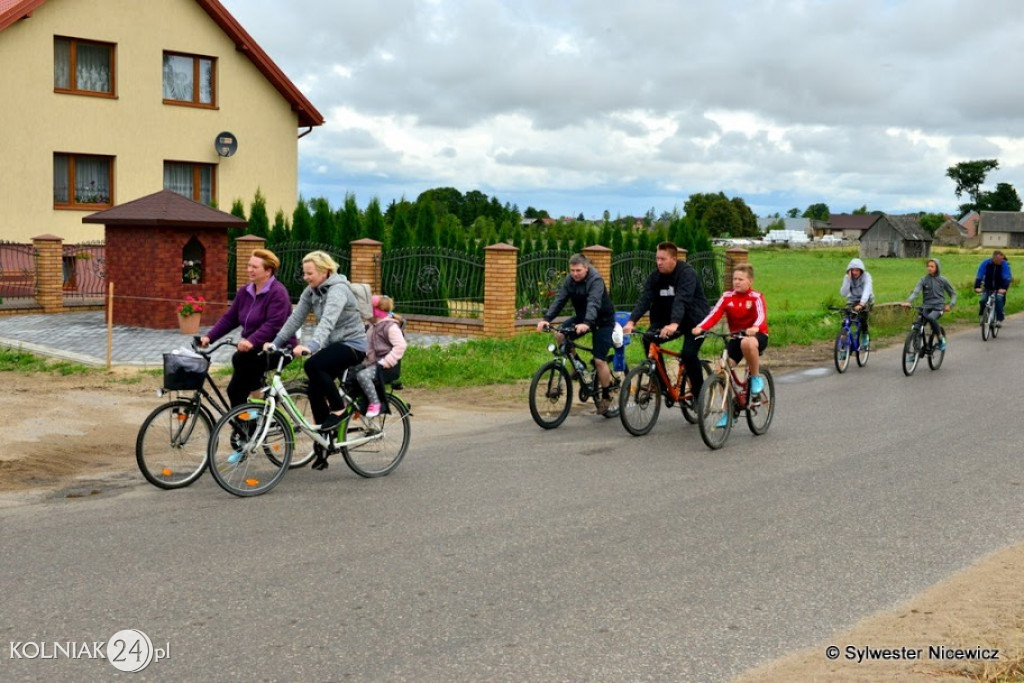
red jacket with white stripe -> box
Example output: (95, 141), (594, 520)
(698, 289), (769, 335)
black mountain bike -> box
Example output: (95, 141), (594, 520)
(529, 324), (628, 429)
(980, 291), (1000, 341)
(902, 307), (945, 376)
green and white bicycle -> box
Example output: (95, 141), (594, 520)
(207, 345), (412, 497)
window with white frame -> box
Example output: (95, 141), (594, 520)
(162, 52), (215, 106)
(54, 37), (115, 96)
(54, 153), (114, 208)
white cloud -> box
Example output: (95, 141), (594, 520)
(223, 0), (1024, 217)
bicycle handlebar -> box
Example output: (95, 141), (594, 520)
(191, 336), (236, 356)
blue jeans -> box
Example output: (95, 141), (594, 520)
(980, 291), (1005, 321)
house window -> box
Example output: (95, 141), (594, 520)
(54, 37), (115, 96)
(54, 153), (113, 209)
(164, 162), (215, 205)
(162, 52), (215, 106)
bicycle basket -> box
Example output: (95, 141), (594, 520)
(162, 351), (209, 390)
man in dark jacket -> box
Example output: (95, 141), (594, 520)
(538, 253), (617, 415)
(974, 250), (1012, 325)
(623, 242), (711, 400)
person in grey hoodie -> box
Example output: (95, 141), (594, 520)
(902, 258), (957, 350)
(269, 250), (368, 432)
(840, 257), (874, 345)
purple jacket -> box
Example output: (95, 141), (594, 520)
(206, 277), (295, 348)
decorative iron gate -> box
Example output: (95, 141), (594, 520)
(381, 247), (484, 317)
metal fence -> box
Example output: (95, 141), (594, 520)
(0, 241), (36, 301)
(516, 250), (571, 319)
(270, 241), (352, 303)
(62, 241), (106, 301)
(381, 247), (484, 317)
(610, 250), (656, 311)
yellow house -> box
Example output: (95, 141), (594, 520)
(0, 0), (323, 243)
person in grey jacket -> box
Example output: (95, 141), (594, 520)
(840, 257), (874, 345)
(269, 250), (367, 432)
(902, 257), (956, 350)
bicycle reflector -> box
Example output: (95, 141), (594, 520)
(245, 479), (260, 487)
(161, 468), (173, 477)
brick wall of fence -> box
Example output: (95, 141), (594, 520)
(0, 234), (750, 339)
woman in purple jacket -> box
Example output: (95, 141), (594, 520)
(200, 248), (294, 406)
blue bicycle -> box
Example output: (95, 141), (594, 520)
(829, 305), (870, 373)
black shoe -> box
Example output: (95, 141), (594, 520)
(318, 412), (343, 432)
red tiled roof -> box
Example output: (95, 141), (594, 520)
(0, 0), (323, 128)
(81, 190), (248, 227)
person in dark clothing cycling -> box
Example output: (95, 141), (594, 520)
(974, 250), (1012, 326)
(537, 253), (617, 415)
(622, 242), (711, 401)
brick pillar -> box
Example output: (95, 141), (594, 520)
(725, 248), (749, 284)
(235, 235), (266, 292)
(33, 234), (64, 314)
(350, 238), (382, 292)
(679, 248), (688, 262)
(582, 245), (612, 284)
(484, 243), (518, 339)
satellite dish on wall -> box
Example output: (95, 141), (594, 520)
(215, 132), (238, 157)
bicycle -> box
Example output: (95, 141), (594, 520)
(694, 330), (775, 450)
(528, 324), (628, 429)
(902, 306), (945, 376)
(136, 337), (317, 490)
(828, 305), (870, 373)
(979, 290), (1000, 341)
(206, 345), (412, 496)
(618, 327), (711, 436)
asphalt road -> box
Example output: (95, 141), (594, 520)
(2, 322), (1023, 682)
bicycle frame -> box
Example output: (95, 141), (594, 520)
(544, 327), (606, 401)
(641, 330), (693, 404)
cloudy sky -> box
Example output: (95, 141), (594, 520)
(220, 0), (1024, 220)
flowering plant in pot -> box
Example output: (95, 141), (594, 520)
(177, 295), (206, 318)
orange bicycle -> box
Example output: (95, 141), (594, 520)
(618, 327), (711, 436)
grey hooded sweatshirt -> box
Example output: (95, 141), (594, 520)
(273, 272), (368, 354)
(906, 258), (957, 309)
(840, 258), (874, 306)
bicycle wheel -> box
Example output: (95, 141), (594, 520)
(992, 310), (1000, 338)
(697, 375), (732, 450)
(833, 330), (850, 373)
(619, 363), (662, 436)
(928, 328), (945, 370)
(680, 359), (712, 424)
(856, 327), (872, 366)
(982, 303), (994, 341)
(902, 329), (921, 376)
(341, 393), (411, 477)
(208, 403), (293, 497)
(282, 381), (317, 469)
(746, 368), (775, 435)
(136, 399), (212, 489)
(529, 361), (573, 429)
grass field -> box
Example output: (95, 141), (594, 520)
(748, 246), (1022, 346)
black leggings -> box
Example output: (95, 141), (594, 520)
(304, 343), (366, 422)
(227, 349), (275, 407)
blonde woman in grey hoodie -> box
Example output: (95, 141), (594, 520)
(269, 251), (368, 433)
(840, 257), (874, 347)
(902, 258), (957, 351)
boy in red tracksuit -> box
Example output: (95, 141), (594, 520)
(692, 263), (770, 400)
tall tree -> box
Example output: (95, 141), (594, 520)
(247, 188), (269, 238)
(980, 182), (1023, 211)
(802, 203), (830, 221)
(786, 207), (800, 218)
(269, 209), (289, 245)
(363, 197), (386, 244)
(337, 192), (362, 245)
(852, 205), (869, 215)
(310, 197), (334, 245)
(918, 212), (946, 235)
(291, 197), (312, 242)
(414, 200), (439, 247)
(946, 159), (999, 213)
